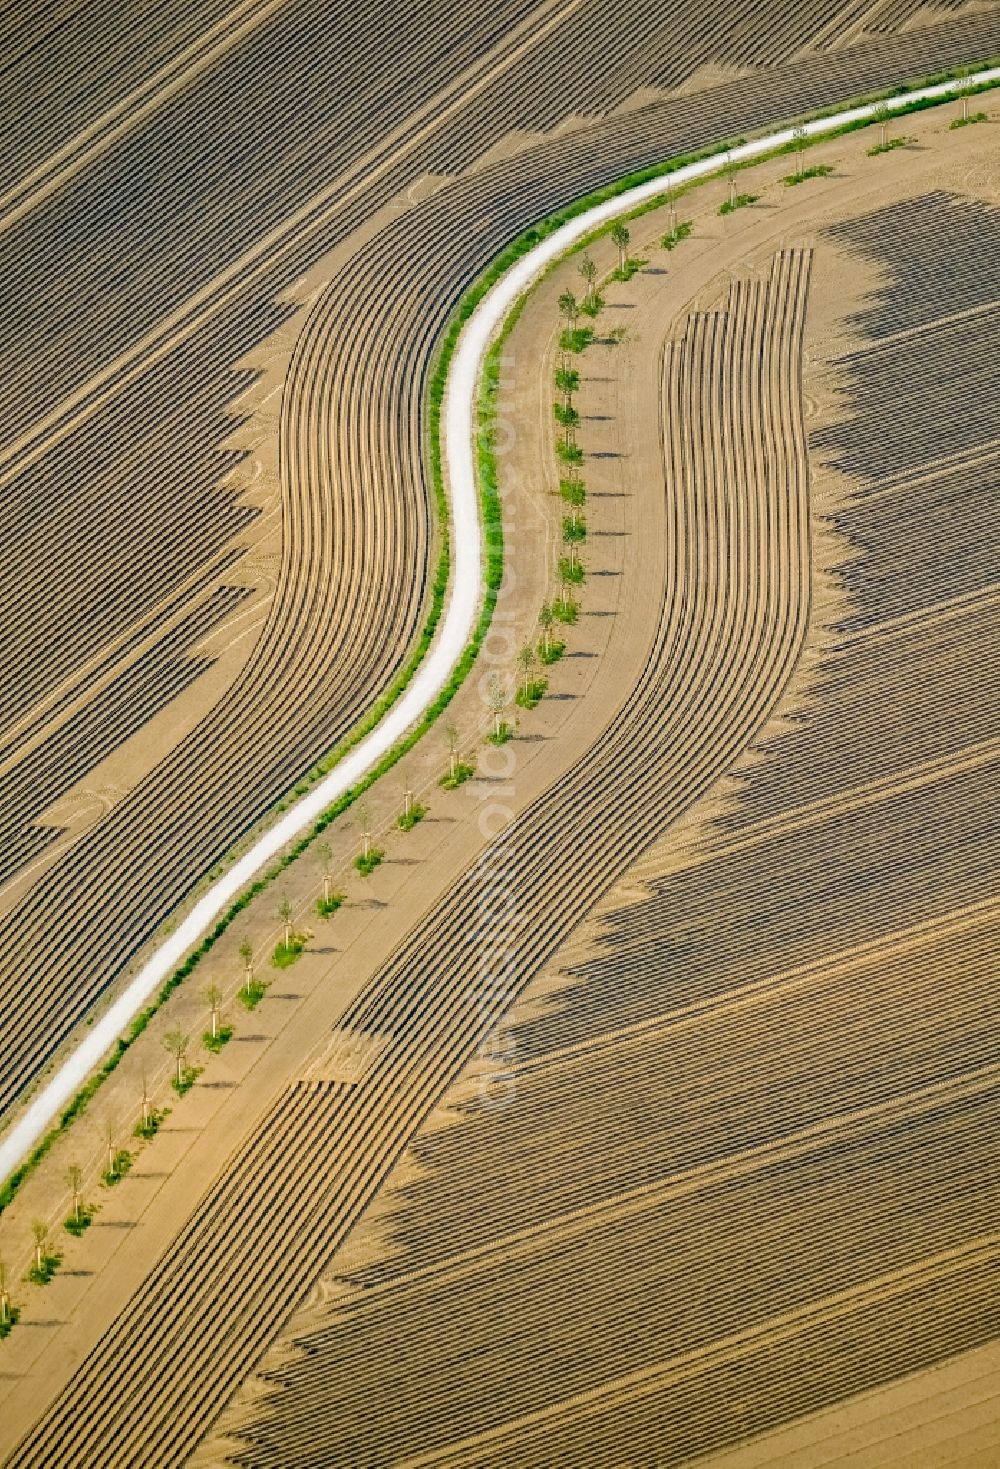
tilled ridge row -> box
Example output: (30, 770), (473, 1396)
(9, 249), (813, 1467)
(1, 4), (995, 1130)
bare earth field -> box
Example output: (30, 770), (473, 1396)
(2, 6), (1000, 1469)
(192, 110), (997, 1469)
(0, 60), (997, 1467)
(1, 0), (999, 1136)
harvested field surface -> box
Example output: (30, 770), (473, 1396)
(1, 0), (998, 1133)
(703, 1334), (1000, 1469)
(2, 12), (999, 1469)
(9, 226), (821, 1461)
(193, 157), (994, 1462)
(0, 585), (251, 886)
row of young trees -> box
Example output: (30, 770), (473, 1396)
(3, 644), (576, 1333)
(0, 958), (253, 1322)
(1, 1006), (211, 1332)
(0, 182), (699, 1343)
(1, 326), (598, 1342)
(539, 203), (680, 711)
(548, 235), (617, 632)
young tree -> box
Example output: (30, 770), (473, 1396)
(140, 1074), (152, 1131)
(31, 1221), (47, 1275)
(104, 1117), (117, 1178)
(554, 400), (580, 434)
(239, 938), (254, 995)
(164, 1029), (189, 1089)
(517, 642), (537, 698)
(562, 520), (581, 568)
(563, 477), (585, 529)
(555, 364), (580, 406)
(486, 675), (509, 740)
(561, 473), (586, 511)
(610, 220), (630, 273)
(875, 101), (890, 149)
(538, 602), (555, 658)
(0, 1259), (9, 1327)
(792, 124), (807, 178)
(205, 983), (222, 1040)
(316, 840), (334, 905)
(665, 185), (678, 239)
(579, 254), (598, 308)
(357, 802), (372, 862)
(558, 289), (579, 329)
(724, 154), (739, 207)
(402, 786), (413, 821)
(445, 722), (460, 781)
(66, 1163), (83, 1225)
(277, 896), (293, 949)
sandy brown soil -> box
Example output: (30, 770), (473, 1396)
(201, 103), (997, 1465)
(0, 146), (640, 1452)
(3, 0), (997, 1131)
(697, 1337), (1000, 1468)
(0, 89), (997, 1465)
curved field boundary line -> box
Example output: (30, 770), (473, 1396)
(0, 61), (997, 1197)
